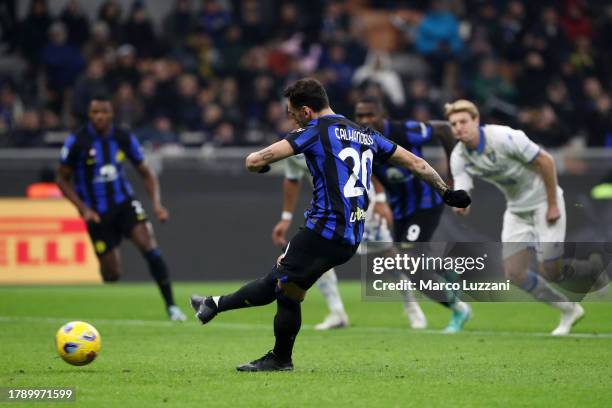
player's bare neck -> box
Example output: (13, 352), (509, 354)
(312, 107), (335, 119)
(467, 131), (480, 150)
(92, 125), (111, 137)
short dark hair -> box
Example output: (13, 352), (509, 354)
(283, 78), (329, 112)
(356, 96), (385, 112)
(89, 92), (112, 105)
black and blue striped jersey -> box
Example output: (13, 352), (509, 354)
(59, 123), (144, 214)
(373, 119), (443, 221)
(285, 114), (397, 246)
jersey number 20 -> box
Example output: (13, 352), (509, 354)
(339, 147), (373, 198)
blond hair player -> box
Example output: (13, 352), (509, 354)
(446, 99), (602, 335)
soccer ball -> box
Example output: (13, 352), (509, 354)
(55, 321), (101, 366)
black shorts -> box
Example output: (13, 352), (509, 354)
(393, 204), (444, 243)
(276, 228), (358, 290)
(87, 199), (148, 256)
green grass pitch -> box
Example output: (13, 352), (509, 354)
(1, 282), (611, 407)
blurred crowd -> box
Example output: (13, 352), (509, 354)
(0, 0), (610, 148)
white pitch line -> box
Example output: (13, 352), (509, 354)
(1, 315), (611, 339)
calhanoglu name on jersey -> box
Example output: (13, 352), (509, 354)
(371, 279), (512, 292)
(334, 128), (374, 145)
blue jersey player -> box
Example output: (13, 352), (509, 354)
(190, 78), (471, 371)
(56, 94), (186, 321)
(354, 96), (472, 333)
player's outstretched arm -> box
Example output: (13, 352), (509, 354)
(56, 164), (100, 223)
(245, 140), (295, 173)
(136, 162), (168, 222)
(388, 145), (471, 208)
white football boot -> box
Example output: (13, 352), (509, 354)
(168, 305), (187, 321)
(314, 311), (349, 330)
(404, 302), (427, 329)
(551, 303), (584, 336)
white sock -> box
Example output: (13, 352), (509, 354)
(450, 300), (470, 314)
(521, 271), (572, 311)
(316, 269), (346, 315)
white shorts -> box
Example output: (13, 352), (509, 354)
(501, 196), (566, 262)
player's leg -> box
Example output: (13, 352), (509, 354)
(192, 228), (356, 371)
(237, 229), (356, 371)
(504, 247), (582, 335)
(99, 248), (121, 282)
(314, 268), (349, 330)
(87, 216), (122, 282)
(396, 208), (471, 332)
(388, 217), (427, 329)
(190, 238), (299, 319)
(533, 200), (585, 335)
(128, 216), (185, 321)
(190, 267), (279, 322)
(268, 280), (305, 370)
(539, 199), (608, 291)
(226, 279), (306, 372)
(502, 208), (580, 334)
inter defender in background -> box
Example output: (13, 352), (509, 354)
(447, 99), (607, 335)
(191, 78), (470, 372)
(56, 94), (186, 321)
(354, 96), (472, 333)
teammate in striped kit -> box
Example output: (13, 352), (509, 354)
(56, 94), (186, 321)
(191, 78), (471, 371)
(354, 97), (472, 333)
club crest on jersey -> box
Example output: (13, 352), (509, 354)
(349, 207), (367, 223)
(93, 164), (118, 183)
(116, 150), (125, 163)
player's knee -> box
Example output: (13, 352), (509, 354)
(277, 281), (306, 302)
(504, 264), (527, 285)
(101, 266), (121, 282)
(142, 248), (162, 263)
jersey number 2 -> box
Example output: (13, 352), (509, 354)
(339, 147), (373, 198)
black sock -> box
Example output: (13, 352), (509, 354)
(273, 293), (302, 363)
(143, 249), (174, 307)
(217, 270), (277, 312)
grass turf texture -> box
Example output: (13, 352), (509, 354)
(1, 282), (611, 407)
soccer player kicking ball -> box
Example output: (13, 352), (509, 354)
(191, 78), (470, 372)
(56, 94), (186, 321)
(446, 99), (601, 335)
(272, 151), (414, 330)
(272, 154), (352, 330)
